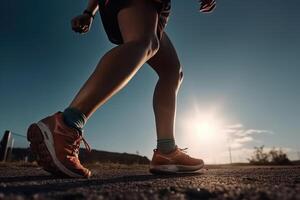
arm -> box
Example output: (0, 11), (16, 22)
(71, 0), (99, 34)
(85, 0), (99, 16)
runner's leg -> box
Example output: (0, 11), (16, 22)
(147, 33), (204, 174)
(147, 32), (183, 141)
(69, 0), (159, 118)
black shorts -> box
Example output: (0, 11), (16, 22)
(98, 0), (171, 45)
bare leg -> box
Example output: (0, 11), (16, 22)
(147, 33), (183, 140)
(69, 0), (159, 118)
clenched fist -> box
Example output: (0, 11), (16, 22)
(71, 14), (93, 34)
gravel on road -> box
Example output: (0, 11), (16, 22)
(0, 163), (300, 200)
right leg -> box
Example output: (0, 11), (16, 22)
(69, 0), (160, 118)
(27, 0), (160, 178)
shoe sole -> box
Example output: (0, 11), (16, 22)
(27, 122), (89, 178)
(149, 163), (204, 174)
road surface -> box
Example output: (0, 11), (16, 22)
(0, 163), (300, 200)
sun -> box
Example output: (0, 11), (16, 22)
(183, 109), (225, 142)
(180, 105), (230, 163)
(181, 103), (224, 138)
(193, 115), (222, 142)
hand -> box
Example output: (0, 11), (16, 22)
(199, 0), (216, 13)
(71, 14), (93, 34)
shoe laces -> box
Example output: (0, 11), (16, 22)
(179, 147), (188, 153)
(178, 147), (192, 158)
(72, 130), (91, 156)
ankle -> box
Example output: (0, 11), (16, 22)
(157, 138), (176, 154)
(62, 107), (87, 131)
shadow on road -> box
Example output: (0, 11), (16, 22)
(0, 172), (203, 195)
(0, 175), (57, 183)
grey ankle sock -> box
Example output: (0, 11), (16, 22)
(62, 107), (87, 131)
(157, 138), (176, 154)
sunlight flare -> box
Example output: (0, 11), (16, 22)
(179, 104), (230, 164)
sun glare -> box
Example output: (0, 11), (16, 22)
(196, 120), (218, 136)
(180, 104), (230, 164)
(184, 106), (225, 143)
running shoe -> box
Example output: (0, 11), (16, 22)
(149, 147), (204, 174)
(27, 112), (91, 178)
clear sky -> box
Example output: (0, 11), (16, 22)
(1, 0), (300, 163)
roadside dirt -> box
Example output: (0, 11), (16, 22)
(0, 164), (299, 200)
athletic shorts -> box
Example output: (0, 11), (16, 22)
(98, 0), (171, 45)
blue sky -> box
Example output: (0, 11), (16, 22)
(1, 0), (300, 163)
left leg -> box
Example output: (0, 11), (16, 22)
(147, 32), (183, 141)
(148, 32), (204, 174)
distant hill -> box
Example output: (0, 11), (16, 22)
(79, 149), (150, 164)
(10, 148), (150, 165)
(292, 160), (300, 165)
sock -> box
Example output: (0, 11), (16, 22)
(62, 107), (87, 131)
(157, 138), (176, 154)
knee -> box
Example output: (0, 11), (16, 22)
(179, 70), (184, 85)
(174, 68), (184, 89)
(174, 69), (184, 88)
(160, 65), (184, 89)
(135, 35), (160, 58)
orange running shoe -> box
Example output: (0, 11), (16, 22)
(149, 147), (204, 174)
(27, 112), (91, 178)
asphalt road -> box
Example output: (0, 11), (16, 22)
(0, 164), (300, 200)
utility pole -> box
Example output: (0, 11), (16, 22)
(228, 145), (232, 164)
(227, 135), (232, 164)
